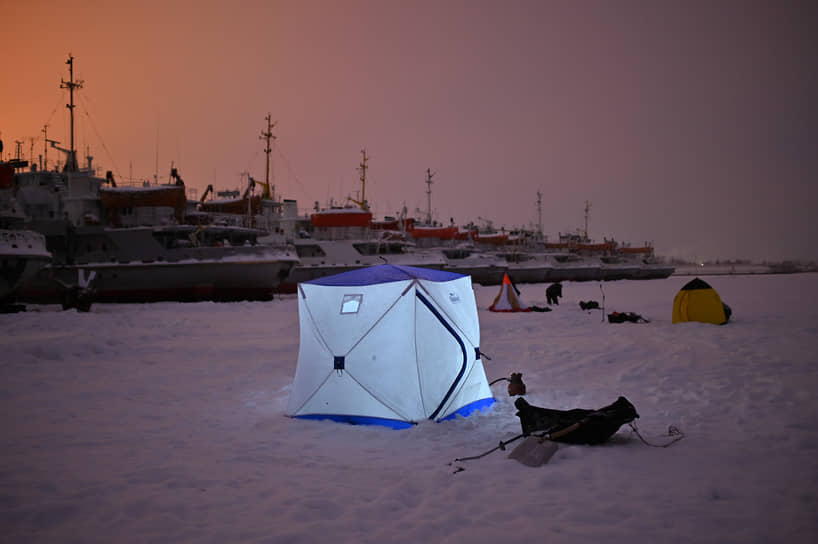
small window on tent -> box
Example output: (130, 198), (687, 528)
(340, 294), (363, 314)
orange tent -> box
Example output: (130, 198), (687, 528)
(489, 274), (531, 312)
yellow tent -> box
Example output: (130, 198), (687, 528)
(672, 277), (731, 325)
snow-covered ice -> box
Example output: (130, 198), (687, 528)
(1, 274), (817, 543)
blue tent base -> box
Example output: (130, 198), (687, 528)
(292, 397), (495, 430)
(294, 414), (415, 430)
(438, 397), (495, 422)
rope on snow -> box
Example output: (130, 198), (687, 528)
(628, 422), (685, 448)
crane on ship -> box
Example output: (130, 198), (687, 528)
(48, 139), (73, 171)
(248, 175), (272, 199)
(200, 184), (213, 204)
(242, 176), (256, 199)
(170, 167), (184, 186)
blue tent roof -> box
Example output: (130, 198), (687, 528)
(305, 264), (466, 286)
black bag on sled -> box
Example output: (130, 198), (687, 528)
(514, 396), (639, 445)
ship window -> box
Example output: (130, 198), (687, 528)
(340, 294), (363, 314)
(295, 244), (325, 258)
(352, 242), (405, 256)
(443, 248), (470, 259)
(352, 243), (370, 255)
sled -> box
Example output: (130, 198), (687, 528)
(514, 396), (639, 445)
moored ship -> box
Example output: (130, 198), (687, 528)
(2, 57), (297, 305)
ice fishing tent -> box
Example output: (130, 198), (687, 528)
(489, 273), (531, 312)
(286, 264), (494, 429)
(672, 277), (732, 325)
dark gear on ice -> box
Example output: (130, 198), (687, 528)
(514, 396), (639, 445)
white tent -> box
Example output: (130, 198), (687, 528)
(286, 264), (494, 429)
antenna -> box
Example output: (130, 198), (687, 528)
(154, 121), (159, 184)
(60, 55), (84, 172)
(28, 137), (36, 168)
(425, 168), (435, 224)
(42, 125), (50, 170)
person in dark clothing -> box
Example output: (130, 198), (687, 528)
(546, 282), (562, 305)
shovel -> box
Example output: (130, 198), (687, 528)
(507, 436), (559, 466)
(507, 419), (586, 467)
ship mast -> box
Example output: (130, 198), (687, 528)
(353, 149), (369, 211)
(536, 190), (543, 238)
(425, 168), (435, 225)
(583, 200), (591, 240)
(60, 55), (83, 172)
(260, 113), (277, 201)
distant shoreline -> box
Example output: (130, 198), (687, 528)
(671, 263), (817, 276)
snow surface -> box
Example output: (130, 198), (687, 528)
(1, 274), (817, 543)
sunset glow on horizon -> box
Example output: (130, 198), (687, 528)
(2, 0), (816, 262)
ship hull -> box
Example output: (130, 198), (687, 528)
(501, 265), (553, 284)
(20, 257), (296, 303)
(1, 230), (52, 303)
(1, 255), (51, 301)
(276, 239), (446, 294)
(277, 261), (448, 294)
(443, 264), (507, 286)
(599, 264), (643, 281)
(548, 267), (602, 283)
(633, 264), (676, 280)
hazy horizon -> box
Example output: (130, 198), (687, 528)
(2, 0), (816, 262)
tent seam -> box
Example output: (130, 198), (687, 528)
(343, 280), (413, 357)
(414, 280), (477, 349)
(344, 369), (413, 422)
(416, 291), (468, 420)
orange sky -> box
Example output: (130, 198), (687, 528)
(2, 0), (816, 261)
